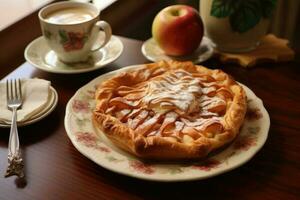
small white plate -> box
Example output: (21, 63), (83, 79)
(65, 65), (270, 182)
(0, 86), (58, 128)
(24, 35), (123, 74)
(142, 36), (214, 64)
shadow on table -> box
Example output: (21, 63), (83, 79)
(0, 106), (60, 146)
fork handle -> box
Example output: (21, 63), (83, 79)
(5, 107), (24, 178)
(8, 107), (20, 154)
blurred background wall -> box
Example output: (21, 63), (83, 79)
(269, 0), (300, 46)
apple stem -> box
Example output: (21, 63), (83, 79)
(171, 10), (180, 17)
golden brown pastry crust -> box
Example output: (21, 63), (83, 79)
(93, 61), (247, 160)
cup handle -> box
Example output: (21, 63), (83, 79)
(91, 21), (112, 52)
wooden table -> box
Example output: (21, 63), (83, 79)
(0, 1), (300, 200)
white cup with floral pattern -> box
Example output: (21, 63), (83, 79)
(39, 1), (112, 63)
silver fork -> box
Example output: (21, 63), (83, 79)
(5, 79), (24, 178)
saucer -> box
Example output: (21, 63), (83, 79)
(141, 36), (214, 64)
(0, 86), (58, 128)
(24, 35), (124, 74)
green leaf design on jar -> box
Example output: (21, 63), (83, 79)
(210, 0), (277, 33)
(210, 0), (236, 17)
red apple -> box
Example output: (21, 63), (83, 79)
(152, 5), (204, 56)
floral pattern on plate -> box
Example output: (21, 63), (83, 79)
(64, 66), (270, 181)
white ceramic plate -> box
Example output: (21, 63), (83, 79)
(64, 65), (270, 182)
(0, 86), (58, 128)
(24, 35), (123, 74)
(141, 36), (214, 64)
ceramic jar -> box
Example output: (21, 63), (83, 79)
(200, 0), (277, 52)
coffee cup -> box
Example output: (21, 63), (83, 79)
(38, 2), (112, 63)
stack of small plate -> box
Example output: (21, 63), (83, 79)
(0, 86), (58, 128)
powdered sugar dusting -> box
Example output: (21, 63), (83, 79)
(143, 70), (203, 113)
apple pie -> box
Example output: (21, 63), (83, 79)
(93, 61), (247, 160)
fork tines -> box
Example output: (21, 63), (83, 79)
(6, 79), (22, 105)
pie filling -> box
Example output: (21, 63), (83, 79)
(103, 68), (233, 143)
